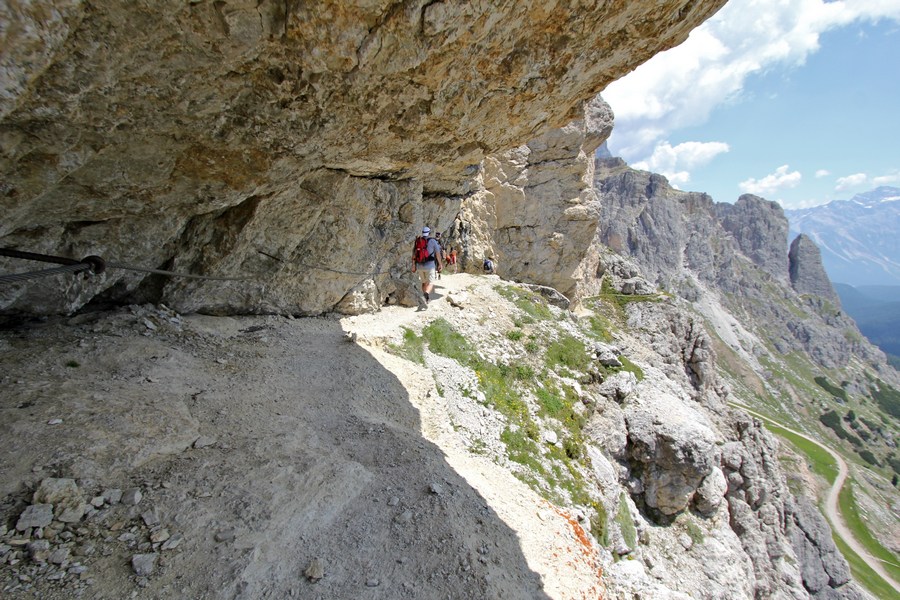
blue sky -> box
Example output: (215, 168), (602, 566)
(603, 0), (900, 210)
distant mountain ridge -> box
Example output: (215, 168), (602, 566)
(786, 186), (900, 286)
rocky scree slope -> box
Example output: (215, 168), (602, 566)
(0, 274), (869, 599)
(0, 0), (726, 316)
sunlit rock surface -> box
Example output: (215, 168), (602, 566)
(0, 0), (727, 315)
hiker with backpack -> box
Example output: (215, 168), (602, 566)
(412, 227), (443, 309)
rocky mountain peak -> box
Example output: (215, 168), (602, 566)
(715, 194), (790, 282)
(789, 234), (840, 305)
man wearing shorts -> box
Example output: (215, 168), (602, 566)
(412, 226), (443, 309)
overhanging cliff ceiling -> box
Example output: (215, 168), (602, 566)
(0, 0), (727, 315)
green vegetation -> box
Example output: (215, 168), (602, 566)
(762, 421), (838, 484)
(506, 329), (524, 341)
(751, 353), (816, 429)
(616, 356), (645, 382)
(545, 334), (592, 372)
(857, 449), (881, 466)
(469, 438), (488, 455)
(497, 285), (553, 322)
(534, 378), (586, 460)
(832, 524), (899, 600)
(596, 277), (667, 311)
(888, 455), (900, 476)
(388, 327), (425, 364)
(839, 482), (900, 583)
(416, 318), (598, 525)
(819, 410), (862, 446)
(684, 518), (705, 546)
(586, 314), (613, 342)
(590, 500), (608, 545)
(814, 376), (849, 402)
(422, 319), (474, 363)
(615, 494), (637, 550)
(869, 379), (900, 420)
(501, 426), (543, 471)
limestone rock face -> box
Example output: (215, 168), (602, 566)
(0, 0), (727, 316)
(787, 497), (861, 599)
(789, 234), (840, 304)
(624, 395), (720, 516)
(715, 194), (790, 282)
(450, 95), (614, 298)
(594, 158), (881, 371)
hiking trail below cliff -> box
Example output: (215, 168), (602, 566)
(0, 273), (604, 600)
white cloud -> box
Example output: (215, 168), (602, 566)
(872, 173), (900, 185)
(604, 0), (900, 161)
(815, 169), (830, 178)
(632, 140), (730, 186)
(835, 173), (868, 191)
(739, 165), (802, 197)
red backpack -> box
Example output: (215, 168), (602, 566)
(413, 236), (431, 263)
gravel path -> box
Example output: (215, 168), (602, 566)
(0, 273), (604, 599)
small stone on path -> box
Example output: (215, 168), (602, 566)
(161, 533), (183, 550)
(122, 488), (142, 506)
(214, 528), (235, 543)
(131, 553), (157, 577)
(304, 558), (324, 582)
(193, 435), (217, 449)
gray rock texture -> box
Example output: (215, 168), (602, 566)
(789, 234), (840, 305)
(594, 158), (884, 371)
(715, 194), (791, 282)
(0, 0), (727, 316)
(787, 497), (857, 598)
(624, 401), (719, 516)
(448, 95), (614, 299)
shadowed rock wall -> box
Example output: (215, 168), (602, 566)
(0, 0), (727, 315)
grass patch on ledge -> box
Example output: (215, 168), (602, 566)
(497, 285), (553, 322)
(616, 356), (645, 382)
(388, 327), (425, 364)
(545, 334), (592, 373)
(409, 317), (604, 543)
(594, 277), (668, 312)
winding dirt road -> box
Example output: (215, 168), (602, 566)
(733, 403), (900, 596)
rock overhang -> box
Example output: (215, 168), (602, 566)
(0, 0), (728, 315)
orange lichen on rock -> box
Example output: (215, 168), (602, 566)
(545, 501), (606, 599)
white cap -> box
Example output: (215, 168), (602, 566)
(422, 227), (431, 235)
